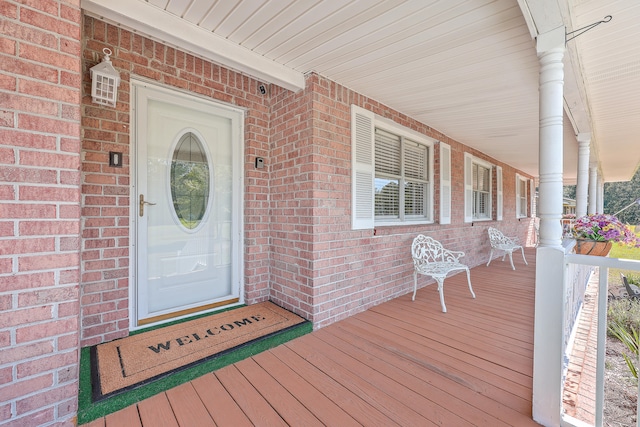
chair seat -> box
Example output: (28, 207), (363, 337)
(415, 262), (469, 278)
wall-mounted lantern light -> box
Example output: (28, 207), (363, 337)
(90, 48), (120, 107)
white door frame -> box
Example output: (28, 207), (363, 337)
(129, 78), (245, 330)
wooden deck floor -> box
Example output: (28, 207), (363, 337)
(84, 249), (541, 426)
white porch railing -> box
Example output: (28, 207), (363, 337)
(562, 257), (593, 386)
(561, 250), (640, 427)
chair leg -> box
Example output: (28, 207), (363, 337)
(508, 251), (515, 270)
(436, 278), (446, 313)
(465, 268), (475, 299)
(486, 249), (494, 267)
(520, 247), (528, 265)
(412, 271), (418, 301)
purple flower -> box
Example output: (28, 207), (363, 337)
(572, 214), (640, 247)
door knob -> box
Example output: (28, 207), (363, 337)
(139, 194), (156, 217)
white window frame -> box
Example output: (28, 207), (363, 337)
(351, 105), (434, 229)
(516, 174), (529, 218)
(464, 153), (493, 222)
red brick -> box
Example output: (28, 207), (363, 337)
(19, 185), (79, 202)
(0, 0), (18, 18)
(58, 205), (80, 221)
(1, 408), (54, 427)
(59, 268), (80, 285)
(0, 147), (15, 164)
(60, 170), (81, 185)
(18, 79), (80, 105)
(58, 300), (79, 317)
(18, 151), (79, 170)
(0, 130), (57, 150)
(0, 91), (58, 116)
(0, 374), (53, 402)
(0, 305), (52, 328)
(0, 330), (9, 348)
(57, 333), (80, 352)
(18, 114), (80, 137)
(20, 9), (80, 40)
(18, 252), (79, 272)
(0, 19), (57, 48)
(16, 351), (77, 379)
(0, 110), (14, 127)
(0, 203), (57, 219)
(19, 0), (59, 16)
(0, 38), (16, 55)
(0, 55), (58, 83)
(0, 237), (54, 255)
(0, 367), (12, 385)
(19, 221), (79, 236)
(17, 285), (78, 307)
(0, 166), (57, 184)
(0, 341), (54, 366)
(16, 318), (78, 344)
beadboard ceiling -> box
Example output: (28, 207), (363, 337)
(82, 0), (640, 183)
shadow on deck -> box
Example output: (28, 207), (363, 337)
(84, 248), (543, 426)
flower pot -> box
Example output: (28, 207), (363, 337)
(574, 239), (613, 256)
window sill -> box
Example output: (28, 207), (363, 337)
(375, 220), (434, 227)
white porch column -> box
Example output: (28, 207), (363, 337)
(588, 165), (598, 214)
(536, 27), (565, 249)
(575, 133), (591, 218)
(532, 25), (565, 427)
(597, 174), (605, 213)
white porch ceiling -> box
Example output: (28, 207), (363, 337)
(82, 0), (640, 183)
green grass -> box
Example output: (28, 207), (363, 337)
(607, 225), (640, 284)
(77, 312), (312, 425)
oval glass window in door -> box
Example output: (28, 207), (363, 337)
(170, 131), (210, 230)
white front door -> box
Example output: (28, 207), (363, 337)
(132, 80), (243, 327)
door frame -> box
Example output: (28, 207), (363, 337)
(129, 78), (245, 330)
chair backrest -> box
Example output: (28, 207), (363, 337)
(487, 227), (510, 246)
(411, 235), (445, 263)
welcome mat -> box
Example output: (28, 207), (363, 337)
(91, 301), (306, 401)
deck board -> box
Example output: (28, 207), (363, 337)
(84, 248), (542, 426)
(191, 373), (254, 427)
(269, 344), (400, 426)
(104, 405), (141, 427)
(165, 382), (216, 427)
(137, 393), (179, 427)
(253, 349), (362, 426)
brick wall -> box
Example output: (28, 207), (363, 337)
(80, 17), (272, 346)
(0, 1), (82, 426)
(80, 16), (534, 340)
(268, 73), (535, 328)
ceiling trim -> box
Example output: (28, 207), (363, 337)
(81, 0), (306, 92)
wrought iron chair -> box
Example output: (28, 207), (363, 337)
(486, 227), (528, 270)
(621, 273), (640, 299)
(411, 235), (475, 313)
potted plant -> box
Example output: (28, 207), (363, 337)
(572, 213), (640, 256)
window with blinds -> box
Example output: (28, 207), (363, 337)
(350, 104), (433, 229)
(463, 153), (493, 222)
(374, 128), (429, 220)
(516, 174), (528, 217)
(472, 162), (491, 219)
